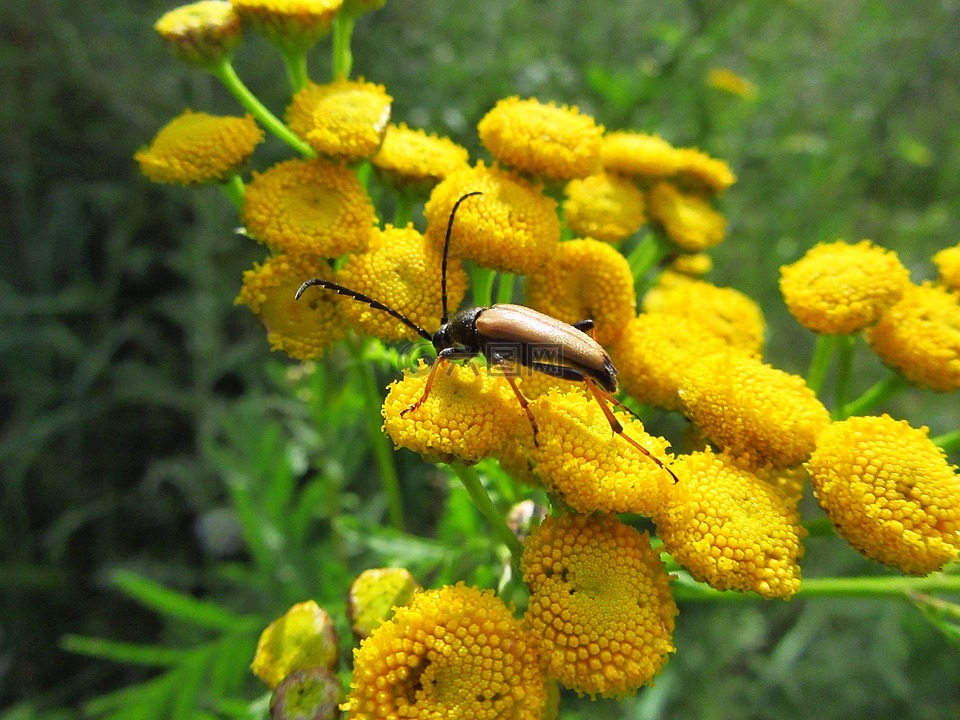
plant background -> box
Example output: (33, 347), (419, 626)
(2, 0), (960, 718)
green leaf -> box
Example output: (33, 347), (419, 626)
(110, 570), (248, 631)
(60, 634), (185, 667)
(911, 593), (960, 648)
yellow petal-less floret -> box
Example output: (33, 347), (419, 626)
(779, 240), (911, 335)
(250, 601), (339, 689)
(522, 388), (675, 516)
(242, 158), (375, 259)
(336, 224), (468, 342)
(562, 171), (646, 243)
(679, 350), (830, 467)
(372, 122), (471, 196)
(286, 79), (392, 161)
(521, 513), (677, 698)
(867, 282), (960, 391)
(647, 181), (726, 252)
(347, 568), (421, 640)
(343, 583), (546, 720)
(642, 279), (765, 356)
(525, 238), (636, 347)
(706, 68), (758, 100)
(671, 147), (737, 194)
(933, 244), (960, 292)
(808, 414), (960, 574)
(656, 449), (806, 598)
(135, 110), (262, 185)
(154, 1), (243, 67)
(236, 254), (345, 360)
(600, 131), (682, 180)
(668, 252), (713, 278)
(382, 361), (525, 465)
(477, 96), (604, 180)
(424, 162), (559, 275)
(230, 0), (341, 53)
(609, 314), (733, 411)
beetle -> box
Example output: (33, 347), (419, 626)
(296, 191), (677, 483)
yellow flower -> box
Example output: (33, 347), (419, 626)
(251, 600), (339, 689)
(524, 238), (636, 347)
(668, 252), (713, 277)
(286, 79), (392, 161)
(609, 313), (732, 411)
(562, 171), (646, 242)
(372, 122), (471, 196)
(933, 244), (960, 292)
(347, 568), (421, 640)
(867, 282), (960, 391)
(521, 513), (677, 698)
(135, 110), (262, 185)
(343, 583), (546, 720)
(679, 350), (830, 467)
(647, 181), (726, 252)
(656, 449), (806, 598)
(230, 0), (342, 53)
(154, 1), (243, 67)
(336, 224), (468, 342)
(423, 162), (559, 275)
(382, 361), (525, 465)
(242, 158), (374, 259)
(706, 67), (758, 100)
(236, 254), (346, 360)
(779, 240), (911, 335)
(600, 131), (681, 180)
(808, 415), (960, 574)
(642, 279), (765, 356)
(477, 96), (604, 180)
(522, 388), (674, 516)
(671, 147), (737, 195)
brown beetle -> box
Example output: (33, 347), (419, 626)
(296, 192), (676, 482)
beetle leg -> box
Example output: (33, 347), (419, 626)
(583, 377), (679, 484)
(503, 373), (540, 447)
(573, 319), (595, 335)
(401, 348), (477, 417)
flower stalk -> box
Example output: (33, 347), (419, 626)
(449, 463), (524, 574)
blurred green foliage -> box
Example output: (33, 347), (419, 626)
(2, 0), (959, 718)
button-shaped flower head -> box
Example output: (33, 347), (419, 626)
(372, 123), (470, 197)
(343, 583), (546, 720)
(251, 600), (339, 689)
(521, 513), (677, 698)
(647, 181), (726, 252)
(155, 1), (243, 68)
(230, 0), (342, 54)
(347, 567), (421, 640)
(600, 131), (681, 180)
(562, 171), (646, 243)
(808, 414), (960, 574)
(671, 147), (737, 195)
(478, 96), (604, 181)
(933, 244), (960, 292)
(779, 240), (910, 335)
(136, 110), (262, 185)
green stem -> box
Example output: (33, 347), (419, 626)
(281, 48), (310, 92)
(210, 59), (316, 158)
(348, 336), (404, 531)
(495, 273), (516, 305)
(841, 372), (909, 418)
(331, 13), (355, 79)
(932, 427), (960, 453)
(219, 173), (245, 210)
(625, 232), (664, 283)
(469, 264), (496, 308)
(832, 334), (856, 420)
(806, 334), (835, 395)
(450, 463), (524, 574)
(393, 195), (415, 227)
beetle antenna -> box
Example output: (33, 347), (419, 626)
(441, 191), (483, 324)
(296, 279), (433, 342)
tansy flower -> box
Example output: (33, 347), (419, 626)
(933, 244), (960, 291)
(779, 240), (911, 335)
(372, 122), (470, 196)
(237, 254), (346, 360)
(382, 361), (525, 465)
(609, 313), (732, 411)
(521, 513), (677, 698)
(424, 162), (559, 275)
(600, 131), (681, 180)
(524, 238), (636, 347)
(866, 282), (960, 391)
(642, 279), (765, 356)
(336, 224), (468, 342)
(135, 110), (262, 185)
(679, 350), (831, 467)
(347, 568), (421, 640)
(477, 96), (603, 180)
(706, 67), (758, 100)
(343, 583), (546, 720)
(242, 158), (374, 259)
(668, 252), (713, 278)
(808, 414), (960, 574)
(562, 171), (646, 242)
(270, 667), (340, 720)
(647, 181), (726, 252)
(671, 147), (737, 195)
(286, 79), (392, 161)
(521, 387), (674, 516)
(154, 1), (243, 67)
(250, 600), (339, 689)
(230, 0), (342, 54)
(656, 449), (806, 598)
